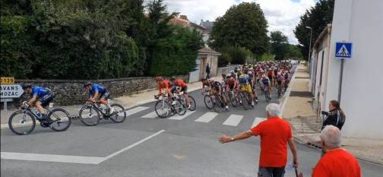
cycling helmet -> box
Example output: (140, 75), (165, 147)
(83, 82), (92, 88)
(21, 84), (32, 90)
(155, 76), (163, 81)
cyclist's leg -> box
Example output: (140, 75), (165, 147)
(35, 101), (46, 115)
(182, 87), (190, 107)
(100, 92), (112, 113)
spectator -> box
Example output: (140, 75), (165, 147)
(321, 100), (346, 130)
(206, 63), (211, 79)
(219, 103), (298, 177)
(312, 125), (361, 177)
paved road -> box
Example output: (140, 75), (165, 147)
(1, 90), (382, 177)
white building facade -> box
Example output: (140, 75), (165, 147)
(310, 0), (383, 139)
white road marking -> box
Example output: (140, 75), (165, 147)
(222, 114), (243, 126)
(141, 111), (157, 119)
(251, 117), (267, 128)
(195, 112), (218, 123)
(125, 106), (149, 116)
(1, 130), (166, 165)
(0, 152), (104, 165)
(168, 111), (195, 120)
(103, 129), (165, 161)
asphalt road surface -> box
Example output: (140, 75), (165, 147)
(1, 90), (382, 177)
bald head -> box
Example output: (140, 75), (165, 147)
(320, 125), (341, 149)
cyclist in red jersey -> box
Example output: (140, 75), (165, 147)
(155, 76), (172, 98)
(170, 77), (191, 108)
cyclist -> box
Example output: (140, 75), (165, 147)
(83, 82), (113, 114)
(22, 84), (54, 120)
(238, 71), (255, 106)
(201, 78), (229, 110)
(225, 75), (239, 94)
(170, 77), (190, 108)
(260, 74), (272, 100)
(155, 76), (172, 98)
(283, 70), (290, 90)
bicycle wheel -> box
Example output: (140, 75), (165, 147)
(213, 95), (226, 112)
(187, 96), (196, 111)
(264, 90), (271, 102)
(204, 95), (214, 110)
(229, 92), (239, 107)
(173, 99), (186, 116)
(109, 104), (126, 123)
(49, 108), (71, 132)
(79, 105), (100, 126)
(8, 110), (36, 135)
(155, 100), (171, 118)
(240, 92), (252, 110)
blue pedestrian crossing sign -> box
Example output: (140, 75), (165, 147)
(335, 42), (352, 58)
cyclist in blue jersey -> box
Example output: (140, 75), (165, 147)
(83, 82), (112, 113)
(22, 84), (54, 119)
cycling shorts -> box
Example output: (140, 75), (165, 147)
(39, 93), (54, 107)
(100, 92), (110, 100)
(240, 84), (252, 93)
(171, 86), (188, 94)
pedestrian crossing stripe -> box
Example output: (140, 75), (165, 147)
(195, 112), (218, 123)
(336, 45), (350, 57)
(252, 117), (266, 128)
(136, 107), (264, 128)
(125, 106), (150, 116)
(168, 111), (196, 120)
(141, 111), (157, 119)
(222, 114), (243, 126)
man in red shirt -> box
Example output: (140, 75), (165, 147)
(219, 103), (298, 177)
(312, 125), (361, 177)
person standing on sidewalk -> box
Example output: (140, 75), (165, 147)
(206, 63), (211, 79)
(219, 103), (299, 177)
(312, 125), (361, 177)
(321, 100), (346, 130)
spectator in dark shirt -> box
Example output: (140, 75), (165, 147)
(321, 100), (346, 130)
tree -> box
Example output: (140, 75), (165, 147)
(209, 2), (269, 56)
(294, 0), (334, 60)
(0, 0), (202, 79)
(285, 44), (303, 59)
(149, 26), (203, 76)
(270, 31), (288, 60)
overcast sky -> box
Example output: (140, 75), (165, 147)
(156, 0), (316, 44)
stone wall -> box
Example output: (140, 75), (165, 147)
(14, 75), (188, 106)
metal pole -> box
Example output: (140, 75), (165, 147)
(308, 29), (313, 75)
(308, 29), (313, 61)
(338, 59), (345, 104)
(4, 100), (8, 112)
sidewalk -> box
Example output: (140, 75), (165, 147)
(0, 76), (222, 128)
(282, 64), (383, 165)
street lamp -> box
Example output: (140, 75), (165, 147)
(305, 26), (313, 61)
(306, 26), (313, 76)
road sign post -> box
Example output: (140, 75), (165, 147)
(0, 81), (24, 111)
(335, 42), (352, 104)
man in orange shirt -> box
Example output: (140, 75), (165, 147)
(219, 103), (298, 177)
(312, 125), (361, 177)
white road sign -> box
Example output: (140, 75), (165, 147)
(0, 84), (24, 98)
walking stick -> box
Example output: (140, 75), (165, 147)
(294, 166), (303, 177)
